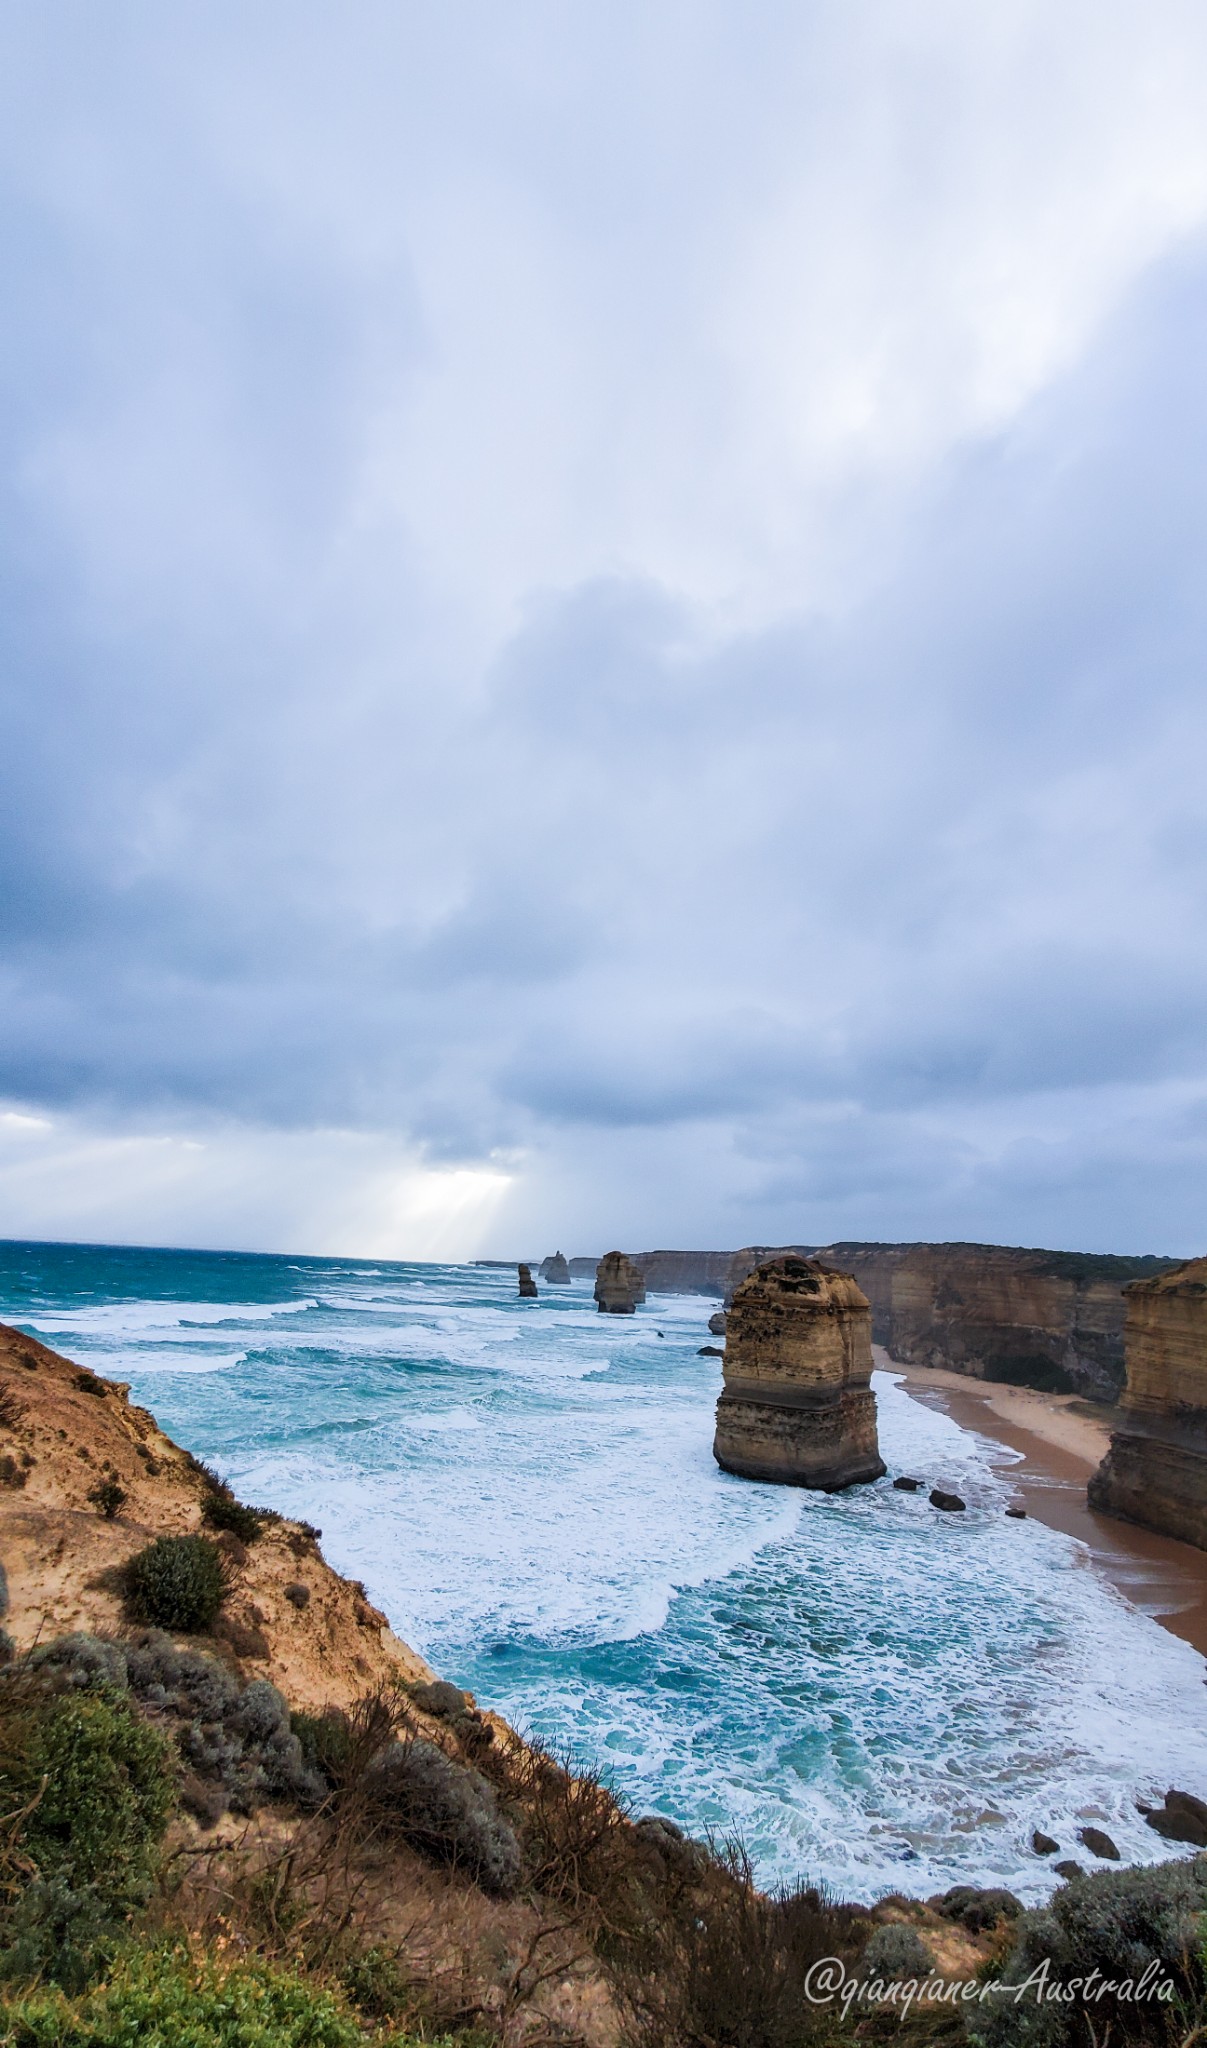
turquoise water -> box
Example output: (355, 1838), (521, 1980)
(3, 1236), (1205, 1903)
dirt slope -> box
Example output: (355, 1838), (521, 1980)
(0, 1318), (434, 1710)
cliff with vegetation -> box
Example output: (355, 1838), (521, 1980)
(1089, 1257), (1207, 1550)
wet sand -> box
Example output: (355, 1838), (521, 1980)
(879, 1350), (1207, 1661)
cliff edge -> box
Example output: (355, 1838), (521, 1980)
(1089, 1257), (1207, 1551)
(0, 1318), (434, 1711)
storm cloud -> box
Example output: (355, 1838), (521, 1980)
(2, 3), (1207, 1257)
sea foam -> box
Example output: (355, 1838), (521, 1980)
(4, 1247), (1204, 1903)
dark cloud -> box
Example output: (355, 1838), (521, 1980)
(1, 9), (1206, 1255)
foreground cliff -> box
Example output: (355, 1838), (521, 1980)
(0, 1320), (434, 1710)
(713, 1257), (885, 1488)
(1089, 1257), (1207, 1551)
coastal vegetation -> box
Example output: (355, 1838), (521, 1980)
(3, 1610), (1207, 2045)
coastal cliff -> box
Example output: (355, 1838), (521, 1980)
(1089, 1257), (1207, 1550)
(713, 1257), (885, 1488)
(0, 1319), (433, 1711)
(818, 1242), (1178, 1402)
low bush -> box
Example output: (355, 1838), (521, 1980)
(292, 1707), (355, 1788)
(201, 1488), (266, 1543)
(861, 1921), (935, 1980)
(26, 1631), (326, 1819)
(967, 1857), (1207, 2047)
(363, 1739), (521, 1897)
(0, 1940), (369, 2047)
(87, 1477), (126, 1520)
(124, 1534), (228, 1632)
(0, 1677), (174, 1987)
(340, 1942), (414, 2018)
(125, 1632), (326, 1814)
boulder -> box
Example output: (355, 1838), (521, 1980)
(517, 1264), (538, 1299)
(539, 1251), (571, 1286)
(712, 1257), (886, 1489)
(594, 1251), (646, 1315)
(1032, 1830), (1059, 1855)
(1005, 1505), (1027, 1519)
(1089, 1256), (1207, 1551)
(1144, 1789), (1207, 1846)
(1053, 1860), (1084, 1882)
(708, 1310), (727, 1336)
(929, 1489), (966, 1512)
(892, 1476), (922, 1492)
(698, 1345), (724, 1358)
(1077, 1825), (1119, 1860)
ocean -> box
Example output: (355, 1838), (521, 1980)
(2, 1236), (1204, 1904)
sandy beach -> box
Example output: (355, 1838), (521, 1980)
(881, 1349), (1207, 1661)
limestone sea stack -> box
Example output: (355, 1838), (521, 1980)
(1088, 1256), (1207, 1550)
(540, 1251), (571, 1285)
(518, 1263), (539, 1298)
(713, 1256), (886, 1489)
(594, 1250), (646, 1314)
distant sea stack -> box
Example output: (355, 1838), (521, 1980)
(539, 1251), (571, 1285)
(1089, 1257), (1207, 1550)
(517, 1263), (539, 1298)
(713, 1256), (886, 1489)
(594, 1251), (646, 1314)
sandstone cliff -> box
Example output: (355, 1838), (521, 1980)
(713, 1257), (885, 1489)
(628, 1250), (738, 1294)
(0, 1319), (434, 1713)
(594, 1250), (646, 1314)
(819, 1242), (1179, 1402)
(1089, 1257), (1207, 1550)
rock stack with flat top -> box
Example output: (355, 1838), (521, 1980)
(594, 1251), (646, 1314)
(1089, 1255), (1207, 1549)
(517, 1264), (538, 1298)
(540, 1251), (571, 1285)
(713, 1256), (886, 1489)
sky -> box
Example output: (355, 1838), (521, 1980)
(2, 2), (1207, 1262)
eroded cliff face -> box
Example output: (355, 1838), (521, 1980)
(1089, 1257), (1207, 1550)
(0, 1319), (434, 1712)
(713, 1257), (885, 1489)
(809, 1243), (1179, 1402)
(628, 1250), (740, 1294)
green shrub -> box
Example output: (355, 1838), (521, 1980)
(201, 1489), (266, 1543)
(860, 1921), (934, 1980)
(124, 1534), (228, 1632)
(0, 1686), (174, 1987)
(362, 1738), (521, 1897)
(340, 1943), (414, 2019)
(291, 1709), (354, 1788)
(968, 1857), (1207, 2047)
(87, 1478), (126, 1520)
(0, 1940), (368, 2047)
